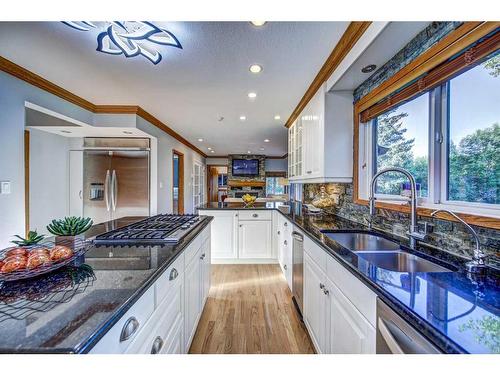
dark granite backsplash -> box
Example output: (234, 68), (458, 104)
(302, 183), (500, 268)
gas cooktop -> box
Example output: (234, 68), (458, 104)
(93, 214), (203, 246)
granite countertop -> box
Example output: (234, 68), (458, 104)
(0, 215), (213, 353)
(198, 202), (500, 354)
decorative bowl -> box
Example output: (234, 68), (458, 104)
(241, 194), (257, 207)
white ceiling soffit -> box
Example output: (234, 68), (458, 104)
(25, 103), (149, 138)
(329, 21), (431, 92)
(0, 22), (350, 156)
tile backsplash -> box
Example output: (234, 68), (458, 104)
(302, 183), (500, 268)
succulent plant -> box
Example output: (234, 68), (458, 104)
(11, 230), (46, 246)
(47, 217), (93, 236)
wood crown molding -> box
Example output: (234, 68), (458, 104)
(285, 21), (372, 128)
(228, 180), (265, 188)
(0, 56), (207, 157)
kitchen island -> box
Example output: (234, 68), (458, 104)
(197, 202), (500, 354)
(0, 215), (213, 353)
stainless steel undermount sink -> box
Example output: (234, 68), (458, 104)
(357, 252), (453, 273)
(321, 230), (453, 273)
(321, 231), (401, 252)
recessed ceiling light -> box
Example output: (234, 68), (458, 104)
(361, 64), (377, 73)
(210, 150), (215, 153)
(250, 21), (267, 27)
(264, 139), (270, 143)
(249, 64), (262, 74)
(60, 130), (72, 134)
(274, 115), (281, 120)
(248, 92), (257, 99)
(197, 138), (204, 142)
(259, 147), (265, 151)
(207, 147), (212, 150)
(240, 115), (246, 121)
(247, 150), (252, 154)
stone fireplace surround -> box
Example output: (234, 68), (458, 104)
(227, 154), (266, 198)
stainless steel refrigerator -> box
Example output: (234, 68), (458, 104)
(82, 150), (150, 224)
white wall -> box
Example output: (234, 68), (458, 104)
(29, 129), (71, 235)
(0, 70), (206, 247)
(137, 117), (205, 214)
(0, 71), (94, 248)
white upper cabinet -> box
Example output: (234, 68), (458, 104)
(288, 83), (353, 183)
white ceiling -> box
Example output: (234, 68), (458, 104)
(0, 21), (350, 156)
(330, 22), (430, 91)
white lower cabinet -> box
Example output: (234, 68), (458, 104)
(184, 246), (202, 352)
(326, 279), (375, 354)
(303, 239), (376, 354)
(203, 209), (275, 263)
(205, 210), (238, 260)
(303, 253), (328, 353)
(238, 220), (272, 259)
(91, 224), (211, 354)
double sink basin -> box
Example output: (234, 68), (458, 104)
(321, 231), (453, 273)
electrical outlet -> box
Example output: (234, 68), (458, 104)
(0, 181), (11, 195)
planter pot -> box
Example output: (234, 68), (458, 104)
(55, 234), (85, 251)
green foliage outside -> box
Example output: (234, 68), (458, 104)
(459, 315), (500, 353)
(376, 57), (499, 204)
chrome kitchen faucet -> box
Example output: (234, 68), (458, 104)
(368, 167), (429, 249)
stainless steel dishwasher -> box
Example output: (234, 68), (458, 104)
(377, 299), (442, 353)
(292, 231), (304, 316)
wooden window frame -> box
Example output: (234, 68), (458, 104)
(353, 22), (500, 230)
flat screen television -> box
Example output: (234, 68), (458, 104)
(232, 159), (259, 176)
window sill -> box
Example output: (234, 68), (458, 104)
(354, 197), (500, 230)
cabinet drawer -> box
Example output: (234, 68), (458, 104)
(238, 210), (272, 221)
(125, 285), (183, 354)
(326, 255), (376, 326)
(304, 236), (327, 272)
(90, 286), (155, 353)
(184, 235), (202, 266)
(201, 224), (211, 244)
(155, 253), (184, 307)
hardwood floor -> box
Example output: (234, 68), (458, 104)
(189, 264), (315, 354)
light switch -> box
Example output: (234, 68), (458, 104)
(0, 181), (11, 195)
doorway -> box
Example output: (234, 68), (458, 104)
(207, 165), (228, 203)
(172, 150), (184, 214)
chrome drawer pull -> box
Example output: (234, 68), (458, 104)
(319, 283), (325, 290)
(284, 240), (287, 246)
(120, 317), (139, 342)
(169, 268), (179, 281)
(252, 213), (258, 218)
(323, 289), (329, 296)
(151, 336), (164, 354)
(284, 264), (287, 270)
(200, 253), (206, 260)
(277, 230), (281, 235)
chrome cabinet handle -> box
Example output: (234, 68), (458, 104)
(307, 171), (312, 174)
(200, 253), (206, 260)
(284, 240), (287, 246)
(111, 170), (118, 211)
(319, 283), (325, 290)
(151, 336), (164, 354)
(284, 222), (288, 227)
(104, 170), (111, 212)
(169, 268), (179, 281)
(120, 317), (139, 342)
(284, 264), (287, 270)
(277, 230), (281, 235)
(323, 289), (329, 296)
(252, 213), (258, 218)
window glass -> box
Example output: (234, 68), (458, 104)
(374, 92), (430, 197)
(266, 177), (285, 195)
(447, 54), (500, 204)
